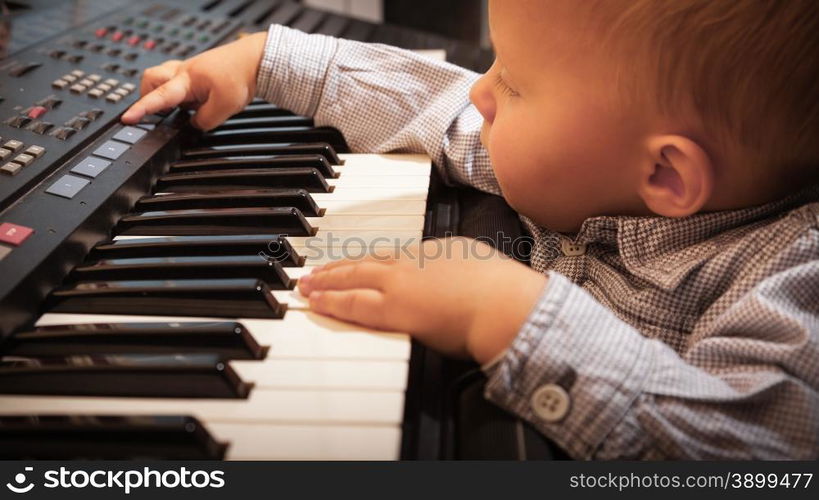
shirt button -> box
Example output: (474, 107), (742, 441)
(560, 237), (586, 256)
(530, 384), (571, 422)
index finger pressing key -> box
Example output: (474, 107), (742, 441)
(121, 75), (191, 124)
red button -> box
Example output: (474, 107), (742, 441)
(27, 106), (48, 119)
(0, 223), (34, 246)
(143, 40), (157, 50)
(127, 35), (141, 46)
(95, 27), (108, 38)
(111, 31), (124, 42)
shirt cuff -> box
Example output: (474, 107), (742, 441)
(482, 271), (655, 458)
(256, 24), (339, 116)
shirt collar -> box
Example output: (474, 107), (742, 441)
(571, 184), (819, 289)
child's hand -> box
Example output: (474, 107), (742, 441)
(298, 237), (548, 364)
(121, 32), (268, 130)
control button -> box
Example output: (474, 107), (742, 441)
(6, 115), (31, 128)
(121, 68), (139, 78)
(66, 54), (84, 63)
(95, 27), (109, 38)
(79, 78), (94, 87)
(50, 127), (78, 141)
(93, 140), (129, 160)
(0, 245), (11, 261)
(70, 70), (86, 78)
(96, 83), (112, 92)
(24, 145), (45, 158)
(27, 106), (48, 119)
(143, 39), (157, 50)
(80, 108), (104, 121)
(114, 87), (130, 97)
(122, 82), (136, 91)
(559, 238), (587, 257)
(36, 95), (62, 109)
(0, 222), (34, 246)
(530, 384), (571, 422)
(69, 84), (87, 94)
(52, 79), (69, 90)
(49, 50), (66, 59)
(62, 74), (78, 83)
(0, 162), (23, 176)
(106, 48), (122, 57)
(102, 62), (120, 72)
(0, 149), (11, 161)
(87, 89), (104, 99)
(124, 52), (139, 61)
(113, 126), (147, 144)
(70, 156), (111, 178)
(45, 174), (90, 199)
(105, 93), (122, 103)
(65, 117), (91, 130)
(111, 30), (125, 42)
(8, 62), (42, 77)
(3, 140), (23, 152)
(26, 121), (53, 135)
(104, 78), (119, 86)
(13, 153), (34, 167)
(73, 39), (88, 49)
(87, 74), (102, 82)
(127, 35), (141, 46)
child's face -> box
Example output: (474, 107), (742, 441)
(470, 0), (649, 232)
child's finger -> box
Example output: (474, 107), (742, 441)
(121, 75), (190, 124)
(188, 86), (240, 131)
(298, 262), (388, 295)
(139, 60), (182, 97)
(308, 289), (387, 327)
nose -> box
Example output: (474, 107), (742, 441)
(469, 71), (496, 124)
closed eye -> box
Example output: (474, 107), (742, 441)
(494, 73), (519, 97)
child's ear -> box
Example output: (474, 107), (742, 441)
(637, 135), (715, 218)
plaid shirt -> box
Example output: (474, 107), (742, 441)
(257, 25), (819, 459)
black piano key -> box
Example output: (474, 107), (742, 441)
(69, 255), (293, 290)
(180, 142), (343, 165)
(290, 8), (326, 33)
(0, 415), (227, 459)
(0, 354), (252, 398)
(228, 104), (297, 118)
(170, 154), (338, 178)
(5, 322), (267, 359)
(116, 207), (316, 237)
(342, 19), (375, 42)
(48, 279), (287, 319)
(91, 235), (305, 267)
(314, 14), (349, 37)
(214, 115), (314, 130)
(199, 126), (349, 152)
(265, 1), (303, 26)
(155, 167), (333, 193)
(136, 189), (324, 217)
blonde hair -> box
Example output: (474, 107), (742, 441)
(599, 0), (819, 184)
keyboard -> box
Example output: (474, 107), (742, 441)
(0, 0), (478, 459)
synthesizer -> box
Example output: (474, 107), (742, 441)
(0, 0), (500, 459)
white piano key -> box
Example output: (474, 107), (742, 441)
(319, 199), (427, 215)
(313, 187), (428, 200)
(210, 422), (401, 460)
(336, 154), (431, 175)
(327, 175), (430, 189)
(306, 215), (424, 230)
(0, 388), (405, 425)
(231, 359), (408, 390)
(286, 230), (422, 249)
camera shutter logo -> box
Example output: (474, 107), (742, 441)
(6, 467), (35, 494)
